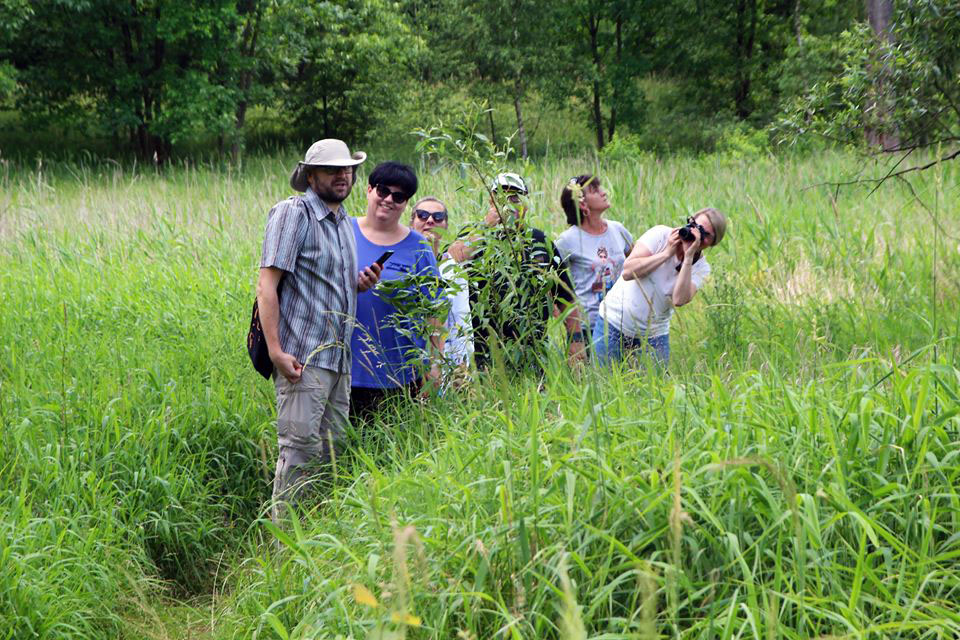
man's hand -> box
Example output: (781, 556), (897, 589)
(358, 262), (382, 292)
(271, 350), (303, 383)
(483, 205), (503, 227)
(419, 363), (443, 398)
(448, 239), (474, 263)
(568, 339), (587, 367)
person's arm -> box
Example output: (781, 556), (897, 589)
(616, 221), (635, 257)
(563, 305), (586, 363)
(622, 228), (680, 281)
(420, 252), (446, 393)
(672, 228), (703, 307)
(551, 240), (586, 363)
(257, 266), (303, 383)
(422, 317), (445, 392)
(258, 199), (308, 383)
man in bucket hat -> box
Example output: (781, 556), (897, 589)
(257, 138), (382, 522)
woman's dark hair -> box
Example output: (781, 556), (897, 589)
(560, 174), (599, 226)
(368, 161), (418, 199)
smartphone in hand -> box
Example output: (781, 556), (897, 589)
(375, 250), (394, 268)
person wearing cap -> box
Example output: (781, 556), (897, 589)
(349, 162), (443, 423)
(450, 172), (585, 372)
(557, 174), (634, 330)
(593, 208), (727, 368)
(256, 138), (382, 522)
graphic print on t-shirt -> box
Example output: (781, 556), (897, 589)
(591, 245), (616, 302)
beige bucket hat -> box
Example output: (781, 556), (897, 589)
(290, 138), (367, 192)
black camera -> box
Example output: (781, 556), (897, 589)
(678, 221), (698, 242)
(678, 217), (710, 243)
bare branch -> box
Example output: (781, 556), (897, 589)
(802, 147), (960, 191)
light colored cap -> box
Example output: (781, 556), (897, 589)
(489, 172), (529, 196)
(289, 139), (367, 192)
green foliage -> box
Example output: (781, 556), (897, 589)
(715, 121), (770, 157)
(1, 0), (925, 160)
(9, 0), (239, 161)
(550, 0), (654, 148)
(277, 0), (414, 145)
(598, 132), (648, 161)
(415, 112), (574, 372)
(776, 1), (960, 151)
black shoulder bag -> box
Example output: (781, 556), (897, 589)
(247, 278), (284, 380)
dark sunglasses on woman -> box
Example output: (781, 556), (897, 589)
(414, 208), (448, 223)
(375, 184), (409, 204)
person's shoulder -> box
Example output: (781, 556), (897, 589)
(554, 225), (578, 246)
(607, 220), (630, 234)
(269, 194), (305, 213)
(402, 228), (429, 252)
(528, 226), (549, 243)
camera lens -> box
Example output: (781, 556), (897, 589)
(678, 226), (693, 241)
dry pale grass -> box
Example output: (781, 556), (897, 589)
(767, 250), (856, 305)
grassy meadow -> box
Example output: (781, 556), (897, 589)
(1, 149), (959, 639)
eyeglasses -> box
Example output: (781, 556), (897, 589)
(415, 209), (448, 223)
(375, 184), (409, 204)
(316, 166), (353, 176)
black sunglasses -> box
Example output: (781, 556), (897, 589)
(316, 166), (353, 175)
(415, 209), (448, 223)
(375, 184), (409, 204)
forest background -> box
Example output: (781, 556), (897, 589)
(2, 0), (955, 162)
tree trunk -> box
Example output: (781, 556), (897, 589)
(232, 0), (265, 166)
(865, 0), (900, 150)
(488, 108), (497, 145)
(793, 0), (803, 47)
(322, 93), (329, 138)
(513, 84), (528, 159)
(587, 12), (605, 149)
(232, 101), (247, 166)
(608, 11), (622, 142)
(733, 0), (757, 120)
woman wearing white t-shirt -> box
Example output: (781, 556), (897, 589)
(409, 196), (474, 370)
(556, 174), (634, 329)
(593, 208), (727, 367)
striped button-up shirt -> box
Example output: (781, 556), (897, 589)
(260, 188), (358, 373)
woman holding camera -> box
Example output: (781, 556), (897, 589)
(592, 208), (727, 367)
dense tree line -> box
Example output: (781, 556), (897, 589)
(0, 0), (955, 162)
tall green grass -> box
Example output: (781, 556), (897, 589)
(0, 150), (957, 638)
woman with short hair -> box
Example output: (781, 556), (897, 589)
(556, 174), (635, 330)
(350, 162), (442, 421)
(593, 208), (727, 367)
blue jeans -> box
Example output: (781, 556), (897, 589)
(591, 316), (670, 367)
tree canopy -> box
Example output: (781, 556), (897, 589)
(1, 0), (956, 163)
